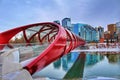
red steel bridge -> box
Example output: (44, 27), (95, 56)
(0, 22), (85, 75)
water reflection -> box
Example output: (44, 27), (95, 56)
(106, 52), (120, 64)
(64, 52), (86, 79)
(53, 52), (79, 71)
(85, 53), (104, 66)
(53, 59), (61, 69)
(33, 51), (120, 79)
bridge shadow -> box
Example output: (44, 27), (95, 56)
(63, 52), (86, 80)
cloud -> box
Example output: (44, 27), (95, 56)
(0, 0), (120, 32)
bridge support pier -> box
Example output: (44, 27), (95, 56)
(0, 49), (33, 80)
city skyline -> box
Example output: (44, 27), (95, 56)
(0, 0), (120, 32)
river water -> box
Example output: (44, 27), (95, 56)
(32, 51), (120, 80)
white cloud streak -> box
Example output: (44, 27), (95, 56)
(0, 0), (120, 32)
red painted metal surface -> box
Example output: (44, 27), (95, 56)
(0, 22), (85, 75)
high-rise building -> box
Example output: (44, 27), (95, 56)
(116, 22), (120, 34)
(107, 24), (119, 43)
(53, 20), (60, 25)
(117, 33), (120, 42)
(62, 18), (72, 31)
(104, 31), (110, 43)
(107, 24), (116, 35)
(73, 23), (98, 42)
(95, 26), (104, 39)
(115, 22), (120, 42)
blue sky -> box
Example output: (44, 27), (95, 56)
(0, 0), (120, 32)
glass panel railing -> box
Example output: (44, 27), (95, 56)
(25, 25), (42, 40)
(9, 31), (26, 44)
(17, 43), (49, 62)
